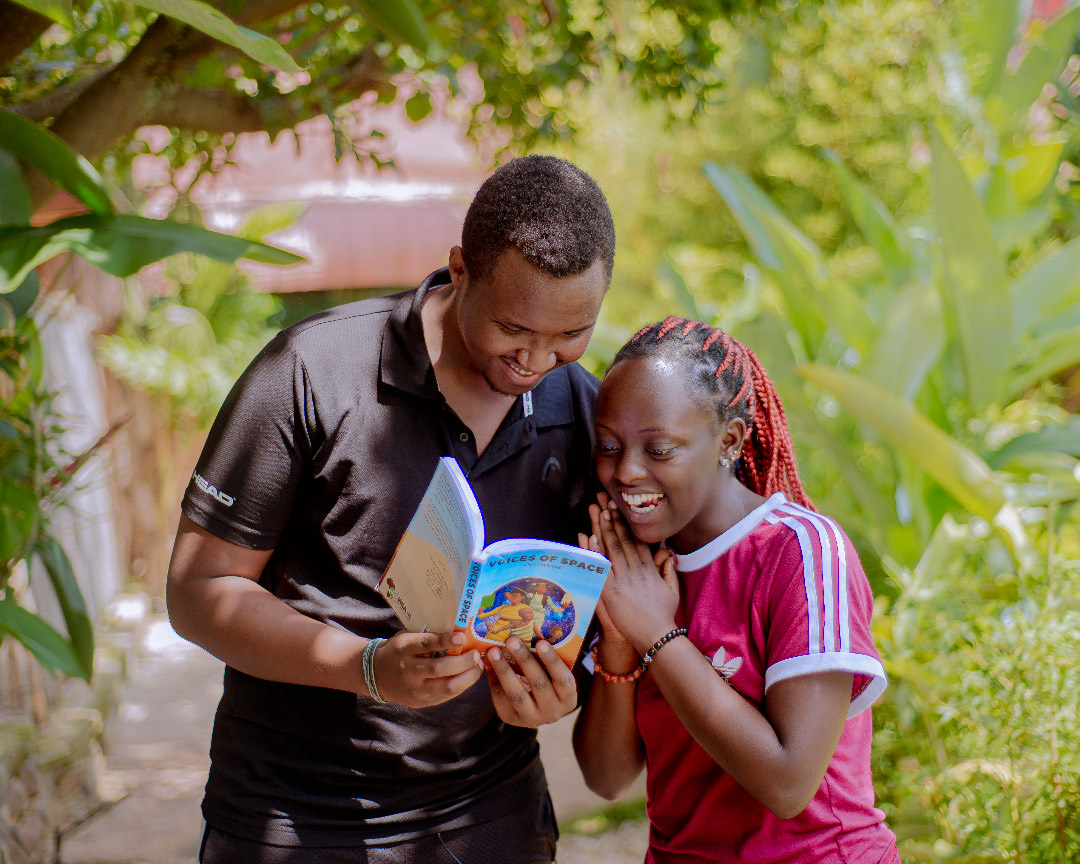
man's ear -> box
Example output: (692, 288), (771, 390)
(448, 246), (468, 291)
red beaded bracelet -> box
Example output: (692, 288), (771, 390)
(589, 646), (644, 684)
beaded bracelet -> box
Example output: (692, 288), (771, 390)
(589, 646), (644, 684)
(639, 627), (688, 671)
(363, 637), (388, 704)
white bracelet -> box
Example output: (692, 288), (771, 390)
(363, 637), (388, 703)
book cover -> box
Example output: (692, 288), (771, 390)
(379, 457), (610, 669)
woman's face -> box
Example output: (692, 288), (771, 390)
(594, 355), (729, 553)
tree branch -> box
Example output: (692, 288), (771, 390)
(0, 0), (50, 73)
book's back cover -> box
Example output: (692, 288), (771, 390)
(452, 542), (610, 669)
(380, 458), (484, 632)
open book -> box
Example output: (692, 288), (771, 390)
(379, 456), (610, 669)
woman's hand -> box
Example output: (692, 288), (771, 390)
(591, 500), (680, 657)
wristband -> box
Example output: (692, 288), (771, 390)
(639, 628), (687, 671)
(589, 646), (643, 684)
(363, 637), (388, 703)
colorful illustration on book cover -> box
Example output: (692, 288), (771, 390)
(473, 578), (576, 649)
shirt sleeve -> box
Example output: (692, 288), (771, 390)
(181, 332), (312, 550)
(761, 508), (887, 719)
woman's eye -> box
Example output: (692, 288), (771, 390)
(598, 443), (619, 454)
(647, 447), (675, 458)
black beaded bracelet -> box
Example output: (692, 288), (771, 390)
(640, 627), (688, 672)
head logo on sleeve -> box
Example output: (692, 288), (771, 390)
(193, 471), (235, 507)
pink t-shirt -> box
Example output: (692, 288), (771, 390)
(636, 494), (897, 864)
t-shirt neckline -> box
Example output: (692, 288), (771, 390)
(674, 492), (787, 573)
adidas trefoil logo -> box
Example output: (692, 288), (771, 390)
(711, 646), (743, 681)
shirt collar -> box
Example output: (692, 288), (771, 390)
(379, 266), (578, 428)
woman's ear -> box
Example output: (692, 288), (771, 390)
(719, 417), (748, 465)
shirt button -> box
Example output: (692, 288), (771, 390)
(459, 432), (469, 442)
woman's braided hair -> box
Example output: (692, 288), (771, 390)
(612, 316), (813, 509)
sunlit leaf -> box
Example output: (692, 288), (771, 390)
(962, 0), (1020, 99)
(705, 161), (873, 354)
(929, 125), (1010, 411)
(0, 596), (85, 679)
(33, 538), (94, 680)
(1005, 135), (1068, 203)
(1006, 325), (1080, 399)
(798, 364), (1005, 519)
(1008, 237), (1080, 340)
(986, 5), (1080, 132)
(8, 0), (73, 27)
(132, 0), (303, 73)
(0, 214), (304, 293)
(864, 279), (944, 401)
(0, 109), (112, 215)
(986, 417), (1080, 466)
(354, 0), (436, 51)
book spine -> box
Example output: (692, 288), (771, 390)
(456, 559), (483, 627)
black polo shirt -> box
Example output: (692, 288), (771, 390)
(181, 269), (601, 846)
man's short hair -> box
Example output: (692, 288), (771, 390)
(461, 155), (615, 283)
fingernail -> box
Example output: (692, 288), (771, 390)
(488, 648), (501, 662)
(451, 632), (465, 644)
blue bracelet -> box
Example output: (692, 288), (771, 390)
(363, 637), (388, 703)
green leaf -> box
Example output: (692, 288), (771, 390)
(132, 0), (303, 73)
(986, 416), (1080, 468)
(929, 125), (1011, 411)
(823, 150), (909, 284)
(0, 476), (37, 564)
(986, 5), (1080, 132)
(32, 538), (94, 681)
(8, 0), (74, 27)
(0, 214), (304, 293)
(354, 0), (436, 52)
(864, 279), (945, 401)
(404, 91), (433, 123)
(1006, 325), (1080, 399)
(798, 364), (1005, 520)
(0, 151), (32, 227)
(962, 0), (1020, 99)
(0, 596), (85, 679)
(799, 362), (1038, 570)
(1008, 237), (1080, 341)
(0, 109), (112, 215)
(655, 259), (704, 320)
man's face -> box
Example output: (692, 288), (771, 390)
(454, 246), (608, 397)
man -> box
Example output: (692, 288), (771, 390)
(166, 155), (615, 863)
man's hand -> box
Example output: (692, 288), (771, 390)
(484, 637), (578, 727)
(374, 630), (484, 708)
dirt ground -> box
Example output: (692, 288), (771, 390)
(58, 613), (648, 864)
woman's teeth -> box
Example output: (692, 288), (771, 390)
(622, 492), (664, 513)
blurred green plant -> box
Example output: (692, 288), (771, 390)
(693, 1), (1080, 858)
(0, 92), (300, 680)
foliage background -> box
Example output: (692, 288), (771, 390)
(3, 0), (1080, 860)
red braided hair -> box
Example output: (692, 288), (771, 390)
(614, 316), (813, 509)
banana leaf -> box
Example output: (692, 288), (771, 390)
(0, 108), (112, 215)
(32, 537), (94, 680)
(929, 125), (1011, 412)
(0, 596), (85, 679)
(0, 214), (304, 293)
